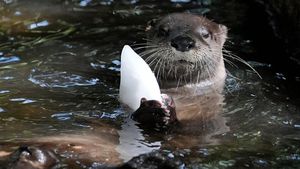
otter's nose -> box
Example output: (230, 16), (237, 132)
(171, 36), (195, 52)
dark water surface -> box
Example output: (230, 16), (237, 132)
(0, 0), (299, 168)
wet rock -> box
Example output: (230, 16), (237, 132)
(118, 151), (183, 169)
(4, 146), (182, 169)
(6, 146), (59, 169)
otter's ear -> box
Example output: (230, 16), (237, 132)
(145, 18), (158, 32)
(218, 24), (228, 46)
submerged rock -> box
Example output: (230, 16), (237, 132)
(117, 151), (183, 169)
(4, 146), (183, 169)
(6, 146), (59, 169)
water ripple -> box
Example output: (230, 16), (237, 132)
(0, 56), (20, 64)
(28, 69), (99, 88)
(9, 98), (36, 104)
(51, 112), (73, 121)
(286, 154), (300, 161)
(171, 0), (191, 3)
(99, 111), (123, 119)
(90, 59), (120, 72)
(51, 109), (124, 123)
(225, 76), (240, 93)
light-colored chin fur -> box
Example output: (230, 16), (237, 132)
(162, 56), (226, 97)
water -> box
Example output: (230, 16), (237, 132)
(0, 0), (299, 168)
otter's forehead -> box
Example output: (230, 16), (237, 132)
(158, 13), (220, 33)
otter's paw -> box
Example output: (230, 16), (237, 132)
(132, 94), (177, 128)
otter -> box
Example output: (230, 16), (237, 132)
(133, 13), (228, 127)
(144, 13), (227, 91)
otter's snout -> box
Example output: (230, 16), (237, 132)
(171, 36), (195, 52)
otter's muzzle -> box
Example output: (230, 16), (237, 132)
(171, 36), (195, 52)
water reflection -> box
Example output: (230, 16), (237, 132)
(9, 98), (36, 104)
(28, 69), (99, 88)
(117, 118), (161, 162)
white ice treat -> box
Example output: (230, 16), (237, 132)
(119, 45), (162, 111)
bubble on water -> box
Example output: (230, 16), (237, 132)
(28, 69), (99, 88)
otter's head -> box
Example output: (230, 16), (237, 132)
(142, 13), (227, 88)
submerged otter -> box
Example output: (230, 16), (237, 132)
(133, 13), (228, 126)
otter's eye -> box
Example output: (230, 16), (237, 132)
(202, 31), (210, 39)
(197, 27), (210, 39)
(158, 26), (169, 37)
